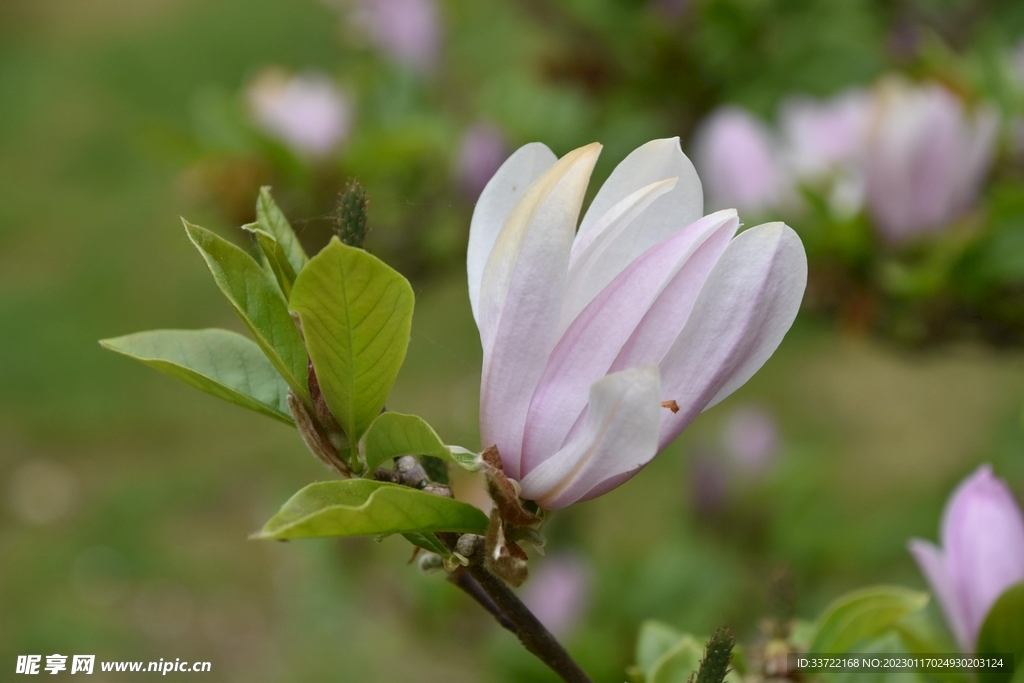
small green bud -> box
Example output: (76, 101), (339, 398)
(333, 179), (369, 248)
(695, 627), (735, 683)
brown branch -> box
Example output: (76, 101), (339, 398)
(447, 568), (519, 635)
(381, 457), (593, 683)
(466, 561), (593, 683)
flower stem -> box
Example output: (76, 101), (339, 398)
(381, 458), (592, 683)
(448, 569), (518, 635)
(466, 562), (593, 683)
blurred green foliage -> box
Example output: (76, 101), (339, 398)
(2, 0), (1024, 681)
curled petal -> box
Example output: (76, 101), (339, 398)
(656, 223), (807, 449)
(467, 142), (557, 324)
(522, 210), (739, 472)
(908, 539), (968, 651)
(519, 365), (662, 510)
(479, 143), (602, 479)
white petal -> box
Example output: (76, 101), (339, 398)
(519, 365), (662, 510)
(521, 210), (738, 473)
(479, 143), (602, 479)
(467, 142), (557, 325)
(656, 223), (806, 448)
(562, 139), (702, 322)
(575, 137), (703, 249)
(562, 177), (678, 328)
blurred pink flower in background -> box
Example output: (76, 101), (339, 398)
(455, 123), (507, 200)
(908, 465), (1024, 652)
(1013, 39), (1024, 80)
(1011, 40), (1024, 155)
(721, 404), (779, 473)
(863, 80), (998, 244)
(353, 0), (441, 72)
(778, 90), (870, 218)
(652, 0), (688, 20)
(779, 90), (870, 181)
(246, 69), (351, 158)
(692, 106), (788, 215)
(689, 451), (730, 516)
(521, 554), (591, 638)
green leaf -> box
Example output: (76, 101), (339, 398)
(257, 186), (307, 275)
(184, 221), (309, 403)
(650, 635), (703, 683)
(242, 224), (297, 298)
(253, 479), (488, 540)
(402, 532), (450, 556)
(636, 621), (686, 677)
(977, 582), (1024, 683)
(810, 585), (930, 654)
(289, 238), (414, 449)
(361, 412), (482, 473)
(100, 329), (293, 425)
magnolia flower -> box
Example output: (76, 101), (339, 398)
(863, 80), (998, 243)
(455, 123), (507, 199)
(246, 69), (351, 158)
(521, 554), (590, 638)
(692, 106), (788, 215)
(909, 465), (1024, 652)
(467, 138), (807, 509)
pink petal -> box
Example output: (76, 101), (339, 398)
(467, 142), (557, 325)
(909, 539), (969, 651)
(941, 465), (1024, 650)
(521, 210), (738, 472)
(479, 143), (601, 479)
(519, 365), (662, 510)
(654, 223), (806, 449)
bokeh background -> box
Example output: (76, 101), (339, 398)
(3, 0), (1024, 680)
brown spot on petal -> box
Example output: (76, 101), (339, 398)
(662, 400), (680, 414)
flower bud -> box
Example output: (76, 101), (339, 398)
(908, 465), (1024, 652)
